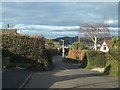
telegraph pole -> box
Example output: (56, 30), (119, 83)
(61, 39), (65, 58)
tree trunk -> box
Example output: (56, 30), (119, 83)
(94, 36), (97, 51)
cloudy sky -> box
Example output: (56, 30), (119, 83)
(1, 2), (118, 38)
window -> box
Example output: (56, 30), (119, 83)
(103, 45), (106, 50)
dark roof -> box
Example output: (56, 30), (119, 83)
(103, 39), (114, 48)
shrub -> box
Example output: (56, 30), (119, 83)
(112, 37), (120, 47)
(86, 50), (106, 69)
(104, 53), (120, 77)
(108, 48), (120, 61)
(6, 63), (16, 68)
(79, 54), (87, 68)
(2, 34), (51, 70)
(47, 39), (55, 47)
(71, 42), (89, 50)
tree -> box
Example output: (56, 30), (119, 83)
(112, 37), (120, 47)
(71, 41), (89, 50)
(79, 18), (110, 51)
(47, 39), (55, 47)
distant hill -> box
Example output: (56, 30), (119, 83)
(53, 36), (78, 46)
(52, 36), (111, 46)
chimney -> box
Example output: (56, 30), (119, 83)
(6, 24), (10, 29)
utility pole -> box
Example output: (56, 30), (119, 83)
(61, 39), (65, 58)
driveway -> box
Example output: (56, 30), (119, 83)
(25, 55), (119, 88)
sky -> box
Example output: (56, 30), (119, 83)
(1, 2), (118, 38)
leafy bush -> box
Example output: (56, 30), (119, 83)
(108, 48), (120, 61)
(86, 49), (120, 77)
(47, 39), (55, 47)
(86, 50), (106, 69)
(112, 37), (120, 47)
(71, 42), (89, 50)
(79, 54), (87, 68)
(104, 49), (120, 77)
(2, 34), (51, 70)
(6, 63), (16, 68)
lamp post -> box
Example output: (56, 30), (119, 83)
(60, 39), (65, 58)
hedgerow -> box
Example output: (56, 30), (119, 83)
(86, 50), (106, 69)
(2, 33), (50, 70)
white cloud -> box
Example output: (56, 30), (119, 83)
(12, 24), (80, 30)
(0, 22), (2, 28)
(108, 27), (119, 31)
(13, 24), (119, 39)
(103, 20), (118, 25)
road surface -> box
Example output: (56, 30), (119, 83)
(25, 55), (119, 88)
(2, 69), (31, 89)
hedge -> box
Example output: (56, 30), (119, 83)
(103, 49), (120, 77)
(86, 50), (106, 69)
(86, 49), (120, 77)
(104, 53), (120, 77)
(2, 33), (50, 70)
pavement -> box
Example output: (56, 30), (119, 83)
(2, 69), (32, 89)
(24, 55), (120, 88)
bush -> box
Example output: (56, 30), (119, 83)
(6, 63), (16, 68)
(18, 63), (31, 70)
(79, 54), (87, 68)
(71, 42), (89, 50)
(112, 37), (120, 47)
(45, 48), (58, 65)
(104, 53), (120, 77)
(108, 48), (120, 61)
(85, 48), (119, 77)
(47, 39), (55, 47)
(86, 50), (106, 69)
(2, 34), (51, 70)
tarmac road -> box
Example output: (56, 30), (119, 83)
(25, 55), (119, 88)
(2, 69), (31, 89)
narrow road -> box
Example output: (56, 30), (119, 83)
(2, 69), (31, 88)
(25, 55), (119, 88)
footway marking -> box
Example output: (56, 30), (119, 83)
(19, 72), (32, 89)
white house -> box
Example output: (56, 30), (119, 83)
(100, 41), (109, 52)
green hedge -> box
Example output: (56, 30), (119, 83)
(2, 34), (50, 70)
(104, 53), (120, 77)
(86, 50), (106, 69)
(86, 49), (119, 77)
(103, 49), (120, 77)
(108, 48), (120, 61)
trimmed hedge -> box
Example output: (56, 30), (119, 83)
(86, 49), (119, 77)
(86, 50), (106, 69)
(2, 34), (50, 70)
(103, 49), (120, 77)
(104, 53), (120, 77)
(108, 48), (120, 61)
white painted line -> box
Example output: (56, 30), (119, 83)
(19, 72), (32, 89)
